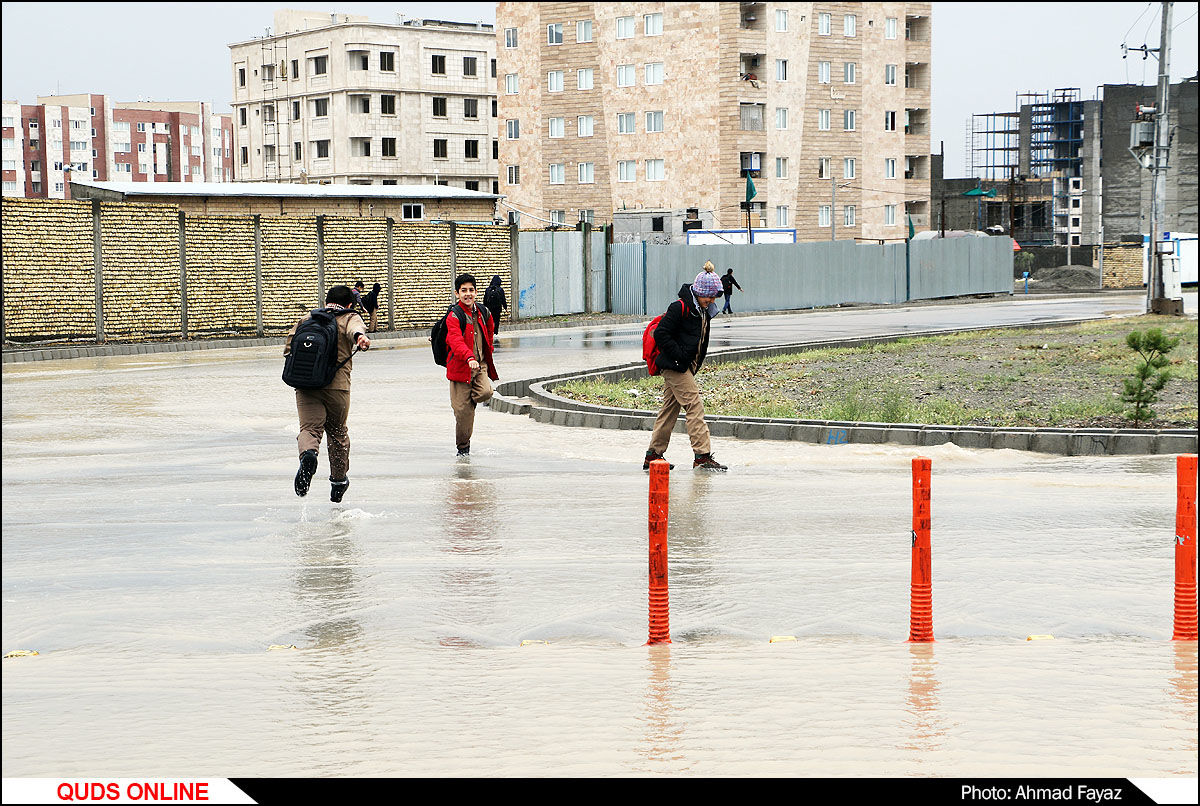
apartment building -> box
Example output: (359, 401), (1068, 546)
(229, 10), (498, 189)
(2, 95), (233, 199)
(495, 2), (932, 239)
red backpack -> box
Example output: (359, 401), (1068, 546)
(642, 314), (664, 376)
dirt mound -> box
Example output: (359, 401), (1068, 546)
(1028, 265), (1100, 290)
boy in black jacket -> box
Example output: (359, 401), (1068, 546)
(644, 271), (727, 471)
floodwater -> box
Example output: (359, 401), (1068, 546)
(2, 292), (1196, 778)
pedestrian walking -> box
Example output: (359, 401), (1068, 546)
(361, 282), (382, 332)
(721, 268), (743, 314)
(283, 285), (370, 502)
(443, 273), (499, 457)
(352, 281), (365, 314)
(482, 275), (508, 336)
(643, 270), (727, 472)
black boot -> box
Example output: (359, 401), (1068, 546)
(294, 450), (318, 496)
(643, 450), (674, 470)
(693, 453), (728, 472)
(330, 477), (350, 503)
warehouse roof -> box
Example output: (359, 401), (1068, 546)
(70, 179), (501, 201)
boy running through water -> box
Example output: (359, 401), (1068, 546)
(444, 273), (499, 457)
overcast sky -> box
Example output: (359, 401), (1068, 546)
(3, 2), (1196, 177)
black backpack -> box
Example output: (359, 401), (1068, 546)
(431, 304), (490, 366)
(484, 285), (502, 311)
(282, 308), (355, 389)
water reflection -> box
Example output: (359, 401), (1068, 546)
(437, 464), (501, 647)
(899, 643), (947, 763)
(635, 645), (686, 774)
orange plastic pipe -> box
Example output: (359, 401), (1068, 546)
(908, 457), (934, 643)
(1172, 454), (1198, 641)
(646, 459), (672, 645)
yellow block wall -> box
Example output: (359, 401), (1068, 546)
(393, 223), (454, 329)
(261, 217), (320, 334)
(455, 224), (513, 324)
(184, 216), (256, 336)
(1, 198), (95, 342)
(321, 217), (389, 325)
(1102, 245), (1145, 289)
(98, 202), (181, 340)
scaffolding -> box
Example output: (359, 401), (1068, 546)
(1026, 87), (1083, 180)
(968, 111), (1020, 180)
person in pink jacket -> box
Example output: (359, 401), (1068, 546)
(444, 273), (499, 457)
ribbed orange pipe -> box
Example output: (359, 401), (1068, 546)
(908, 457), (934, 643)
(646, 460), (672, 645)
(1172, 454), (1197, 641)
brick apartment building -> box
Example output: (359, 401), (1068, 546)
(495, 1), (933, 239)
(2, 95), (234, 199)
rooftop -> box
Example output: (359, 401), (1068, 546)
(70, 179), (501, 201)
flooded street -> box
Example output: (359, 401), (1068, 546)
(2, 292), (1196, 778)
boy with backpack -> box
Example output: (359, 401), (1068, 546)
(283, 285), (370, 502)
(643, 270), (727, 472)
(438, 273), (498, 457)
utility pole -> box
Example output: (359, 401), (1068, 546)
(1148, 1), (1177, 314)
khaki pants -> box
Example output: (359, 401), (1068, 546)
(450, 370), (494, 451)
(296, 387), (351, 480)
(648, 369), (711, 456)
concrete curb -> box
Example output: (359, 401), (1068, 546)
(487, 319), (1198, 456)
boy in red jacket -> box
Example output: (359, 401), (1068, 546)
(444, 273), (499, 457)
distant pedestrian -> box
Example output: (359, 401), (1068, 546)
(643, 270), (727, 472)
(721, 268), (743, 314)
(352, 281), (366, 315)
(284, 285), (370, 503)
(444, 273), (499, 457)
(361, 282), (382, 332)
(482, 275), (508, 336)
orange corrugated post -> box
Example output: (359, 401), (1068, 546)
(908, 456), (934, 643)
(646, 459), (671, 645)
(1172, 454), (1198, 641)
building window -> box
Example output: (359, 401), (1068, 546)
(617, 113), (635, 134)
(776, 157), (788, 179)
(776, 9), (788, 31)
(844, 62), (856, 84)
(580, 210), (594, 224)
(548, 70), (564, 92)
(885, 17), (898, 39)
(466, 180), (479, 191)
(238, 109), (247, 126)
(492, 100), (498, 117)
(381, 95), (396, 115)
(818, 62), (830, 84)
(885, 204), (897, 225)
(844, 14), (857, 37)
(432, 55), (446, 75)
(313, 55), (327, 75)
(433, 97), (447, 117)
(548, 23), (563, 45)
(314, 98), (329, 117)
(549, 117), (564, 138)
(506, 74), (519, 94)
(464, 98), (478, 119)
(507, 165), (520, 184)
(885, 111), (897, 132)
(352, 96), (369, 114)
(291, 100), (301, 120)
(491, 58), (497, 78)
(617, 64), (635, 87)
(550, 210), (566, 225)
(885, 158), (896, 179)
(644, 13), (663, 36)
(844, 158), (855, 179)
(740, 103), (764, 130)
(577, 115), (594, 136)
(616, 16), (635, 39)
(350, 137), (370, 157)
(506, 119), (520, 139)
(819, 13), (831, 35)
(844, 206), (856, 227)
(315, 139), (329, 158)
(238, 67), (246, 86)
(240, 146), (248, 164)
(549, 163), (565, 184)
(463, 57), (477, 76)
(885, 64), (897, 86)
(617, 160), (636, 182)
(578, 162), (594, 183)
(818, 109), (830, 130)
(493, 140), (498, 159)
(577, 68), (594, 90)
(843, 109), (856, 131)
(402, 203), (423, 220)
(433, 138), (447, 158)
(645, 158), (664, 181)
(350, 53), (368, 71)
(776, 205), (789, 226)
(776, 107), (788, 130)
(819, 205), (831, 227)
(293, 141), (302, 160)
(380, 137), (395, 158)
(577, 20), (593, 42)
(776, 59), (788, 81)
(464, 139), (479, 159)
(819, 157), (831, 179)
(505, 27), (518, 48)
(645, 111), (664, 133)
(645, 62), (664, 85)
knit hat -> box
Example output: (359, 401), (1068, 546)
(692, 271), (723, 297)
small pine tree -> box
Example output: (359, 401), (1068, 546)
(1121, 328), (1181, 426)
